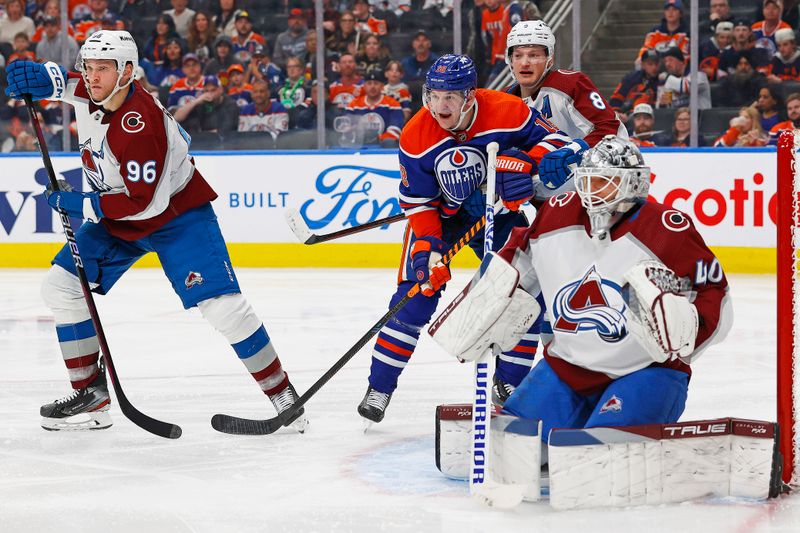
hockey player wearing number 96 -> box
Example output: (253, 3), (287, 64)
(5, 31), (308, 433)
(495, 136), (733, 442)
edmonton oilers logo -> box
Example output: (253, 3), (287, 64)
(433, 146), (486, 203)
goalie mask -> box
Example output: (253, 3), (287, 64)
(574, 135), (650, 239)
(76, 30), (139, 107)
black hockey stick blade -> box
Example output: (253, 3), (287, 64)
(210, 217), (487, 435)
(285, 207), (406, 245)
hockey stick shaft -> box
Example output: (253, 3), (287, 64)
(211, 216), (487, 435)
(24, 96), (181, 439)
(286, 207), (406, 245)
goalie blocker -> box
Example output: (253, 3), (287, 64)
(435, 407), (784, 508)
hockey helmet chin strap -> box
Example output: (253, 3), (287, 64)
(429, 89), (476, 133)
(83, 60), (134, 108)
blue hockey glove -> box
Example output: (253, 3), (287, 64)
(45, 181), (104, 221)
(539, 139), (589, 190)
(496, 149), (537, 211)
(5, 61), (68, 101)
(411, 236), (451, 297)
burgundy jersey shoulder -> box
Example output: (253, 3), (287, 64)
(543, 69), (602, 99)
(104, 82), (169, 157)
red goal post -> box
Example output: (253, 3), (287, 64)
(777, 129), (800, 486)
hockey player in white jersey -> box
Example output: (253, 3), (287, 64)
(504, 21), (627, 147)
(5, 31), (307, 433)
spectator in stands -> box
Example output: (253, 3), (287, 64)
(717, 52), (765, 107)
(1, 110), (61, 152)
(769, 92), (800, 144)
(304, 28), (336, 81)
(656, 46), (711, 110)
(654, 106), (705, 147)
(187, 11), (218, 65)
(0, 0), (35, 45)
(174, 74), (239, 134)
(353, 0), (387, 36)
(73, 0), (123, 43)
(636, 0), (689, 68)
(231, 9), (265, 64)
(326, 11), (365, 56)
(719, 19), (771, 75)
(754, 84), (784, 131)
(167, 53), (205, 111)
(383, 60), (411, 121)
(273, 8), (308, 69)
(8, 31), (35, 62)
(610, 48), (660, 120)
(421, 0), (456, 29)
(704, 0), (732, 35)
(330, 52), (363, 109)
(715, 106), (768, 146)
(342, 67), (403, 147)
(204, 34), (239, 77)
(401, 30), (439, 83)
(752, 0), (791, 57)
(164, 0), (195, 40)
(143, 14), (180, 67)
(227, 63), (253, 107)
(628, 103), (657, 147)
(356, 34), (390, 76)
(150, 37), (186, 88)
(699, 21), (733, 82)
(213, 0), (238, 38)
(248, 44), (284, 99)
(238, 79), (289, 138)
(31, 1), (76, 44)
(768, 27), (800, 82)
(373, 0), (411, 28)
(291, 80), (325, 130)
(278, 56), (311, 110)
(35, 16), (79, 66)
(482, 0), (523, 83)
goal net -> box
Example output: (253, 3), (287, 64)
(777, 129), (800, 487)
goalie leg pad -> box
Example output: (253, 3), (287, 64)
(429, 253), (540, 362)
(548, 418), (781, 510)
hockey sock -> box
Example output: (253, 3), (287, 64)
(55, 318), (100, 389)
(496, 331), (538, 387)
(368, 317), (421, 394)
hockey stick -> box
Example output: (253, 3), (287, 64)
(285, 207), (406, 245)
(470, 141), (524, 509)
(24, 95), (182, 439)
(211, 216), (487, 435)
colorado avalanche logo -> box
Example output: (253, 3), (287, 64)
(434, 146), (486, 203)
(599, 395), (623, 413)
(79, 139), (111, 191)
(552, 266), (628, 342)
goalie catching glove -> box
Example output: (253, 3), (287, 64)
(622, 261), (698, 363)
(428, 253), (540, 362)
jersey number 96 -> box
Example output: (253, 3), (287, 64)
(126, 160), (157, 184)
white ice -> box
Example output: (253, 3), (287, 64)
(0, 268), (797, 533)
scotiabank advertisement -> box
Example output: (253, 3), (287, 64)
(0, 149), (779, 250)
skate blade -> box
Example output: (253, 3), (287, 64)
(289, 415), (309, 434)
(361, 417), (374, 433)
(41, 411), (113, 431)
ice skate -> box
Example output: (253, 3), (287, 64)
(40, 362), (112, 431)
(492, 375), (516, 407)
(269, 383), (308, 433)
(358, 386), (392, 431)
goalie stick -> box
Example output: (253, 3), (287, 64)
(24, 95), (182, 440)
(285, 208), (406, 244)
(211, 217), (487, 435)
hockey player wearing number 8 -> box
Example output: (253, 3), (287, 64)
(5, 31), (308, 433)
(356, 53), (590, 426)
(488, 136), (733, 442)
(504, 21), (628, 147)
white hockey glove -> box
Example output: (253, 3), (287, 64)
(428, 253), (540, 362)
(623, 261), (698, 363)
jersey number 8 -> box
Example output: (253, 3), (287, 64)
(127, 160), (157, 184)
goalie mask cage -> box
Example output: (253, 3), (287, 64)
(777, 129), (800, 486)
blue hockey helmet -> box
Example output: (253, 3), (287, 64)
(424, 54), (478, 93)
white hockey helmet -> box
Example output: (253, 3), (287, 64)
(573, 135), (651, 238)
(77, 30), (139, 106)
(505, 20), (556, 67)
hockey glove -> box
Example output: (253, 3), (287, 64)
(5, 61), (68, 101)
(539, 139), (589, 190)
(411, 236), (451, 297)
(496, 149), (536, 211)
(45, 181), (104, 222)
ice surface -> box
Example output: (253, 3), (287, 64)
(0, 268), (797, 532)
